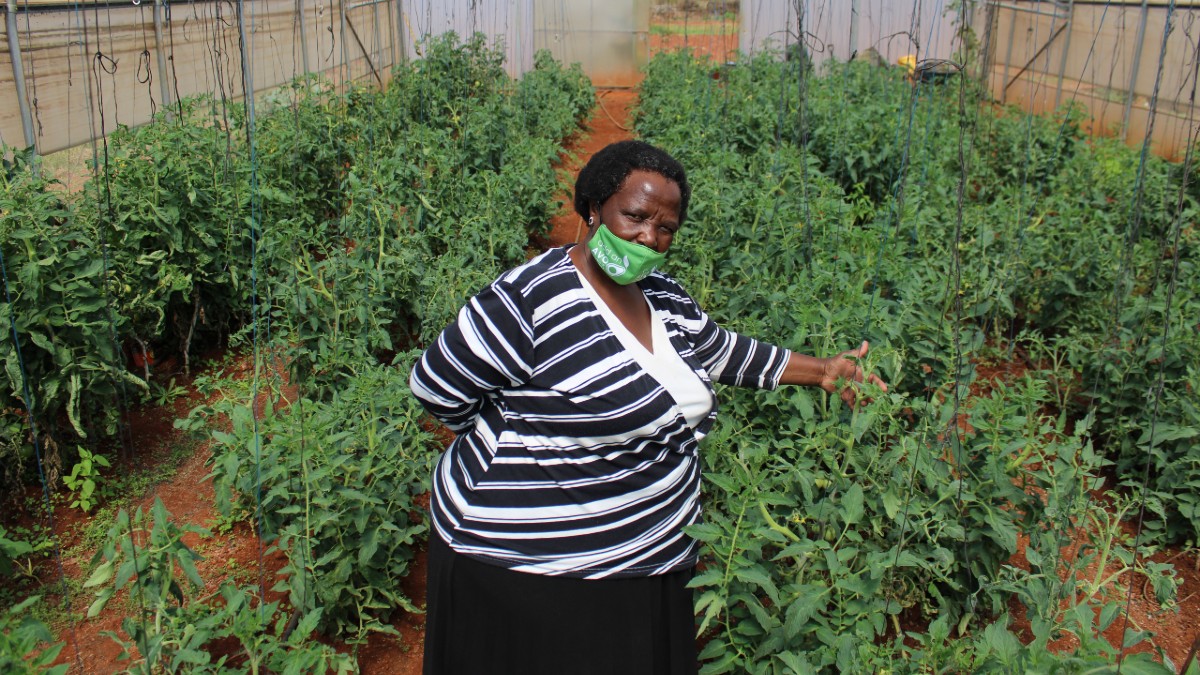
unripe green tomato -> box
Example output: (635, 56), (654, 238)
(823, 526), (837, 542)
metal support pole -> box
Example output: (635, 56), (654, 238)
(979, 0), (998, 91)
(372, 0), (381, 81)
(400, 0), (410, 64)
(1001, 2), (1018, 103)
(5, 0), (36, 152)
(1122, 0), (1151, 141)
(386, 0), (396, 74)
(849, 0), (859, 59)
(152, 0), (172, 111)
(238, 0), (257, 115)
(1054, 0), (1074, 111)
(74, 6), (99, 170)
(297, 0), (311, 74)
(339, 0), (349, 86)
(958, 0), (975, 73)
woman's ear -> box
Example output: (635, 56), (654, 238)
(587, 203), (601, 229)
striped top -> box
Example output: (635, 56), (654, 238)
(409, 246), (790, 579)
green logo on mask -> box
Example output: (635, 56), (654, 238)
(587, 223), (667, 285)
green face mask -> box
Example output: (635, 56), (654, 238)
(587, 223), (667, 285)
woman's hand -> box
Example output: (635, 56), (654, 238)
(819, 341), (888, 406)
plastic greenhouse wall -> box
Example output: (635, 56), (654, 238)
(9, 0), (1197, 160)
(974, 1), (1200, 160)
(739, 0), (959, 66)
(534, 0), (650, 87)
(0, 0), (653, 155)
(739, 0), (1200, 161)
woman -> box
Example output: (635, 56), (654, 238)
(410, 140), (886, 675)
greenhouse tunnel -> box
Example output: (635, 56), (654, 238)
(1, 0), (1198, 673)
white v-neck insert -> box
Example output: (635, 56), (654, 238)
(575, 269), (714, 431)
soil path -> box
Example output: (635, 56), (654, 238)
(40, 361), (295, 673)
(648, 19), (740, 63)
(545, 89), (639, 248)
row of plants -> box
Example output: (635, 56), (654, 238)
(0, 31), (593, 490)
(634, 50), (1194, 672)
(2, 32), (593, 671)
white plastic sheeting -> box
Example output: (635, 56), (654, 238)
(1, 0), (400, 153)
(401, 0), (535, 76)
(739, 0), (961, 66)
(1, 0), (650, 155)
(976, 2), (1200, 158)
(533, 0), (649, 87)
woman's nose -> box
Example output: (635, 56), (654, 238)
(634, 224), (658, 250)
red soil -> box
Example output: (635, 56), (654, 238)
(546, 89), (639, 249)
(649, 20), (740, 63)
(965, 356), (1200, 669)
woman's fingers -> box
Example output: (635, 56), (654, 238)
(825, 341), (888, 405)
(867, 373), (888, 392)
(835, 342), (888, 405)
(837, 340), (869, 361)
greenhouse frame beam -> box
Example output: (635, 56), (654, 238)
(4, 0), (37, 153)
(346, 0), (390, 11)
(1002, 20), (1068, 97)
(989, 1), (1067, 18)
(345, 10), (382, 86)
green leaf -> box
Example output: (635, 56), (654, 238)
(1115, 653), (1175, 675)
(84, 559), (115, 588)
(734, 565), (776, 595)
(179, 553), (205, 589)
(881, 489), (901, 520)
(775, 651), (815, 675)
(794, 390), (814, 421)
(87, 588), (114, 617)
(1122, 628), (1154, 649)
(174, 648), (211, 665)
(359, 526), (380, 566)
(981, 621), (1021, 663)
(842, 484), (864, 525)
(114, 559), (137, 589)
(983, 508), (1018, 552)
(783, 587), (825, 639)
(684, 523), (723, 543)
(687, 568), (724, 589)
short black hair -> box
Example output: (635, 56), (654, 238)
(574, 140), (691, 226)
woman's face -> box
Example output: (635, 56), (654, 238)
(589, 170), (682, 254)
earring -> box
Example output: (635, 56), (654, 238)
(588, 217), (594, 226)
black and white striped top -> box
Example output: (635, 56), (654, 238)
(409, 246), (790, 579)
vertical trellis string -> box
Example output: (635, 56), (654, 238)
(235, 0), (268, 606)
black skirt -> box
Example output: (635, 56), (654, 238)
(423, 533), (699, 675)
